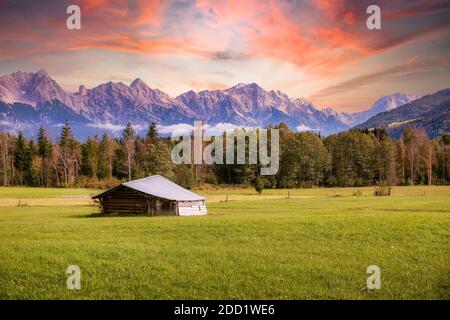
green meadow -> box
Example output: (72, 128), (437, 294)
(0, 186), (448, 299)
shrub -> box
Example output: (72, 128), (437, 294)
(254, 178), (264, 195)
(374, 181), (391, 196)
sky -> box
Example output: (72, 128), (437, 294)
(0, 0), (449, 112)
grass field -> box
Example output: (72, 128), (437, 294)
(0, 186), (449, 299)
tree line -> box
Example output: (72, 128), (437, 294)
(0, 122), (449, 189)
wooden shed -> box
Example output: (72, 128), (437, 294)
(92, 175), (207, 216)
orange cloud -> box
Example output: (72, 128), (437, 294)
(187, 80), (228, 91)
(0, 0), (449, 77)
(310, 55), (438, 98)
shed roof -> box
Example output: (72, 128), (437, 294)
(94, 175), (205, 201)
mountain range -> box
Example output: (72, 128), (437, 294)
(323, 92), (422, 127)
(0, 69), (442, 139)
(356, 88), (450, 138)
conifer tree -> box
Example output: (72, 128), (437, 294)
(146, 122), (158, 144)
(37, 126), (52, 159)
(122, 122), (136, 181)
(98, 133), (115, 178)
(14, 131), (27, 174)
(58, 121), (78, 184)
(25, 140), (39, 186)
(14, 132), (28, 184)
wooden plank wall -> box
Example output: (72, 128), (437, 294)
(99, 185), (177, 215)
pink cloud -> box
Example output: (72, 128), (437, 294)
(1, 0), (449, 73)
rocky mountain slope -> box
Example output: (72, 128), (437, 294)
(0, 70), (349, 137)
(356, 89), (450, 138)
(324, 93), (421, 126)
(0, 69), (443, 139)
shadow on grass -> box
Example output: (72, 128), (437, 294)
(71, 212), (106, 218)
(72, 212), (180, 218)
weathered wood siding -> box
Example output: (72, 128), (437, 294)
(98, 185), (177, 215)
(178, 200), (207, 216)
